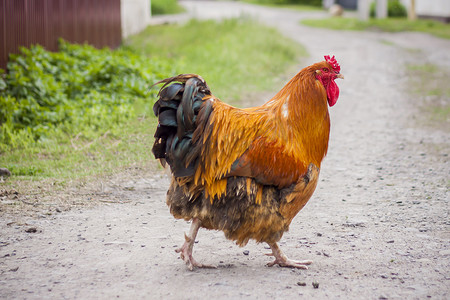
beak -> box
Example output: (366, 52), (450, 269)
(336, 73), (344, 79)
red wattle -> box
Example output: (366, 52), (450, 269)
(327, 79), (339, 107)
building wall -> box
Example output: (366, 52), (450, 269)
(121, 0), (152, 38)
(0, 0), (122, 70)
(400, 0), (450, 18)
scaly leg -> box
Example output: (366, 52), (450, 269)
(266, 242), (312, 269)
(175, 218), (215, 270)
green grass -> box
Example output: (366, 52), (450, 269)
(1, 18), (304, 184)
(242, 0), (322, 11)
(3, 115), (158, 180)
(125, 18), (305, 102)
(301, 17), (450, 39)
(151, 0), (185, 15)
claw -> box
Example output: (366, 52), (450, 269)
(266, 242), (312, 269)
(175, 218), (216, 270)
(176, 241), (216, 270)
(267, 258), (312, 269)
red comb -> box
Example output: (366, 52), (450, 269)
(324, 55), (340, 72)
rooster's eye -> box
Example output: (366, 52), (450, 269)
(322, 68), (329, 73)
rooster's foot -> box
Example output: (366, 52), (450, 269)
(175, 243), (215, 271)
(175, 238), (216, 271)
(267, 257), (313, 269)
(176, 218), (216, 271)
(266, 242), (312, 269)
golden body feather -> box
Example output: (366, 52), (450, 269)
(196, 66), (330, 200)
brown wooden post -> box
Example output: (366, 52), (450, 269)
(409, 0), (417, 20)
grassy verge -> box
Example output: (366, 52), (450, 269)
(151, 0), (185, 15)
(1, 18), (304, 198)
(406, 63), (450, 128)
(242, 0), (322, 11)
(125, 18), (306, 103)
(301, 17), (450, 39)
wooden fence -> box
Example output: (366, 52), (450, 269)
(0, 0), (122, 70)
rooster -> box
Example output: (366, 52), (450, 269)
(152, 55), (343, 270)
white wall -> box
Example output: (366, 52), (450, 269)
(121, 0), (152, 38)
(400, 0), (450, 17)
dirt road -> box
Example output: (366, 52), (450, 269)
(1, 1), (449, 299)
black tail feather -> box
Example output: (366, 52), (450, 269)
(152, 74), (213, 178)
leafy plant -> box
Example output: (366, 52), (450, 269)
(0, 41), (172, 152)
(370, 0), (407, 18)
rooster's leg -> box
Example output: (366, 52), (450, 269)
(175, 218), (215, 270)
(266, 242), (312, 269)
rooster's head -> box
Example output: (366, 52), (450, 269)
(315, 55), (344, 107)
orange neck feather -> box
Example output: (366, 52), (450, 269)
(266, 65), (331, 168)
(197, 64), (331, 200)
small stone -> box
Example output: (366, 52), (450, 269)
(297, 282), (306, 286)
(312, 282), (319, 289)
(25, 227), (37, 233)
(243, 250), (249, 255)
(329, 4), (343, 16)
